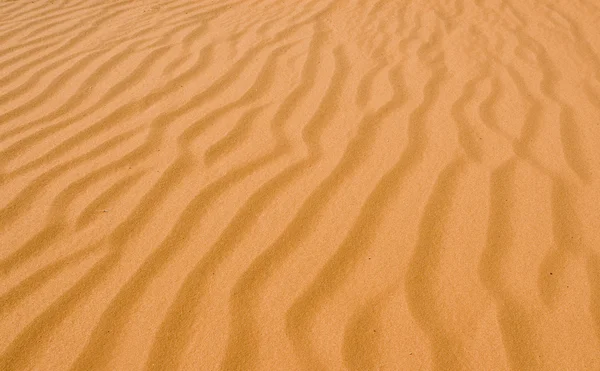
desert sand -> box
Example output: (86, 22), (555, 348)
(1, 0), (600, 370)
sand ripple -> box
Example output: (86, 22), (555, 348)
(1, 0), (600, 370)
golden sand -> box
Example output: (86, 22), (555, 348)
(1, 0), (600, 370)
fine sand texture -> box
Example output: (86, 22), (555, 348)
(2, 0), (600, 370)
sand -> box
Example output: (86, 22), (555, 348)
(1, 0), (600, 370)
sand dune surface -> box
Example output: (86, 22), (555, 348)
(2, 0), (600, 370)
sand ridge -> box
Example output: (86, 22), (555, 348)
(1, 0), (600, 370)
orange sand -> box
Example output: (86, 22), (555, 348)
(1, 0), (600, 370)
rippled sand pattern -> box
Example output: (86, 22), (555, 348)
(1, 0), (600, 370)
